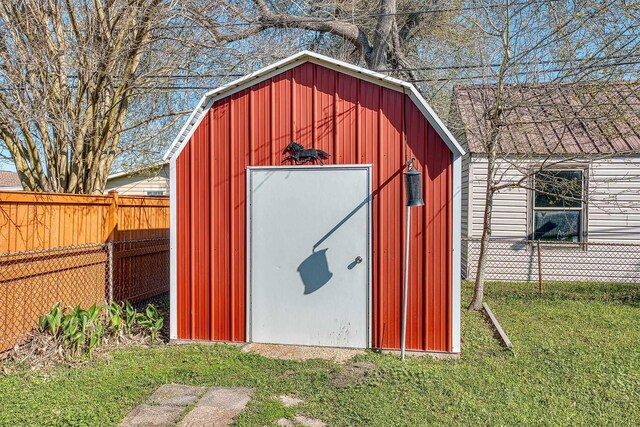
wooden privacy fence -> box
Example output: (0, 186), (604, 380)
(111, 239), (171, 303)
(0, 191), (169, 352)
(0, 190), (169, 252)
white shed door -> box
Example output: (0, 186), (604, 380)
(249, 166), (370, 348)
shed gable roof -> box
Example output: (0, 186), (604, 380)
(164, 50), (464, 160)
(453, 81), (640, 155)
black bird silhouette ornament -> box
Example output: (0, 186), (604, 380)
(283, 142), (330, 165)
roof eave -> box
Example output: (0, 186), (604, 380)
(107, 160), (169, 180)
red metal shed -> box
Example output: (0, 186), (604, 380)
(164, 51), (463, 354)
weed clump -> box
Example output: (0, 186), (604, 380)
(5, 301), (165, 369)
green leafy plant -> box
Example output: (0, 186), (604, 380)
(136, 304), (164, 340)
(61, 306), (84, 356)
(38, 303), (64, 336)
(37, 300), (164, 359)
(107, 301), (123, 334)
(82, 304), (104, 357)
(123, 301), (137, 336)
(88, 321), (105, 357)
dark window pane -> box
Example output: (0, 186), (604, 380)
(534, 170), (582, 208)
(534, 210), (581, 241)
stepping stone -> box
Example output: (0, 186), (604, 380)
(278, 395), (304, 408)
(276, 418), (295, 427)
(180, 406), (238, 426)
(295, 415), (326, 427)
(119, 404), (184, 426)
(148, 384), (207, 406)
(197, 387), (254, 410)
(180, 387), (255, 427)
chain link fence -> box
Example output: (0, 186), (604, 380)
(0, 237), (168, 352)
(462, 238), (640, 284)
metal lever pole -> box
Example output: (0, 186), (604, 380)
(401, 205), (411, 361)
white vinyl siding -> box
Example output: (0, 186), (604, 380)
(463, 156), (640, 282)
(105, 164), (170, 196)
(588, 159), (640, 241)
(469, 157), (529, 239)
(466, 156), (640, 242)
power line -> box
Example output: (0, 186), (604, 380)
(3, 60), (637, 92)
(167, 0), (562, 30)
(3, 51), (638, 92)
(31, 52), (638, 82)
(81, 59), (636, 90)
(378, 53), (640, 73)
(407, 60), (640, 83)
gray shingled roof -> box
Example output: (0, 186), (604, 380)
(0, 170), (21, 188)
(452, 81), (640, 155)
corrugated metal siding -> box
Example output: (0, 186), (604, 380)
(176, 62), (453, 351)
(461, 155), (470, 278)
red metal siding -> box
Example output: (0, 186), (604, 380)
(176, 62), (453, 351)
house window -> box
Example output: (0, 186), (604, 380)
(146, 190), (165, 196)
(532, 170), (584, 242)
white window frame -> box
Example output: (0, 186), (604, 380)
(145, 189), (165, 196)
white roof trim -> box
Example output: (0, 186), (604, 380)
(107, 160), (169, 180)
(163, 50), (465, 161)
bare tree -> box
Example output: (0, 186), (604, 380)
(450, 0), (640, 310)
(0, 0), (461, 192)
(0, 0), (204, 193)
(181, 0), (456, 77)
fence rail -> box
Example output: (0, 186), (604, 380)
(0, 237), (169, 352)
(462, 238), (640, 284)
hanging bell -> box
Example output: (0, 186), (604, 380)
(404, 160), (425, 207)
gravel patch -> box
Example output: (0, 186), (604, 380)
(242, 343), (363, 362)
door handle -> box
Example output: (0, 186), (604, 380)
(354, 256), (363, 264)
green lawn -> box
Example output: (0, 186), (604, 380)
(1, 282), (638, 426)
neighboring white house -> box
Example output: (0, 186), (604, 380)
(452, 81), (640, 282)
(105, 161), (169, 196)
(0, 170), (22, 191)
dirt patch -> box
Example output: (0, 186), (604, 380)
(242, 343), (363, 362)
(330, 361), (376, 388)
(278, 395), (304, 407)
(1, 329), (162, 374)
(294, 415), (326, 427)
(277, 418), (295, 427)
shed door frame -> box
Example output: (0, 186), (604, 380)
(246, 164), (373, 348)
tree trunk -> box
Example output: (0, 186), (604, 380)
(468, 141), (498, 311)
(368, 0), (397, 70)
(468, 185), (494, 310)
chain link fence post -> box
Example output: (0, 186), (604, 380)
(107, 241), (114, 305)
(537, 240), (543, 295)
